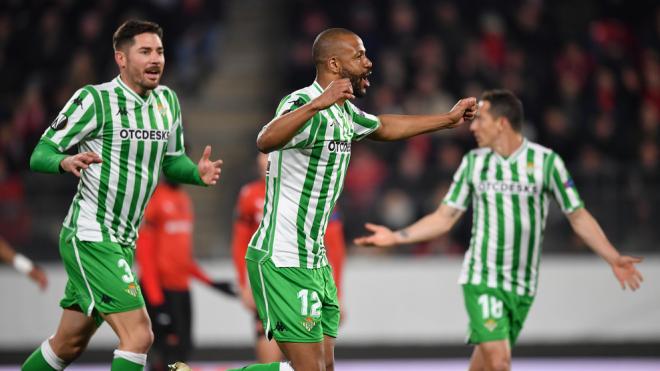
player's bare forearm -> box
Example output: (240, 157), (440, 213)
(370, 113), (459, 141)
(256, 103), (321, 153)
(567, 208), (619, 264)
(396, 204), (464, 244)
(0, 237), (15, 263)
(369, 97), (477, 141)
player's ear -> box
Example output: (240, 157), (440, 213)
(114, 50), (126, 69)
(327, 56), (340, 74)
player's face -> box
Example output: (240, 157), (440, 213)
(118, 33), (165, 94)
(470, 101), (502, 148)
(337, 35), (373, 98)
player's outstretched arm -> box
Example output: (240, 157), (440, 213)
(354, 203), (464, 247)
(567, 208), (643, 291)
(369, 97), (477, 141)
(0, 237), (48, 290)
(257, 79), (355, 153)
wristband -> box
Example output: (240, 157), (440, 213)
(13, 253), (34, 275)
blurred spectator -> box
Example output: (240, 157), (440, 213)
(284, 0), (659, 254)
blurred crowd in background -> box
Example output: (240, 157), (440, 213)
(284, 0), (660, 255)
(0, 0), (658, 260)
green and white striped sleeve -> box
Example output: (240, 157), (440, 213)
(346, 101), (380, 141)
(442, 153), (472, 210)
(548, 153), (583, 213)
(166, 89), (185, 156)
(268, 93), (313, 149)
(41, 86), (100, 151)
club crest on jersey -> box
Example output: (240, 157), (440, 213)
(302, 316), (317, 332)
(157, 102), (167, 117)
(526, 162), (535, 175)
(50, 114), (68, 131)
(484, 319), (498, 332)
(125, 282), (139, 297)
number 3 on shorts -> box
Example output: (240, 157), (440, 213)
(478, 294), (503, 319)
(118, 258), (135, 283)
(297, 289), (321, 317)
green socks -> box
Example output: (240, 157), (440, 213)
(22, 339), (66, 371)
(111, 350), (147, 371)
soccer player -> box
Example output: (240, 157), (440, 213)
(137, 179), (232, 371)
(22, 20), (222, 371)
(230, 28), (477, 371)
(0, 236), (48, 290)
(355, 89), (644, 371)
(231, 153), (347, 364)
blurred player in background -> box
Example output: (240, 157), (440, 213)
(137, 179), (235, 371)
(0, 236), (48, 290)
(355, 89), (644, 371)
(231, 153), (346, 363)
(22, 20), (222, 371)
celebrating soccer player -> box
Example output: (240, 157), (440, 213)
(22, 20), (222, 371)
(355, 89), (644, 371)
(228, 28), (476, 371)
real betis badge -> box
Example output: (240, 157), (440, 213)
(302, 316), (317, 332)
(50, 114), (68, 131)
(125, 282), (138, 297)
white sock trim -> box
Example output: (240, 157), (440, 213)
(113, 350), (147, 366)
(280, 362), (294, 371)
(40, 339), (67, 370)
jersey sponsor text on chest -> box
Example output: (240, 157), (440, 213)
(118, 128), (171, 141)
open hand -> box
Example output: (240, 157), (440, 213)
(60, 152), (102, 177)
(611, 255), (643, 291)
(310, 78), (355, 111)
(197, 145), (223, 185)
(354, 223), (399, 247)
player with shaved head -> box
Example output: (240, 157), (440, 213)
(222, 28), (477, 371)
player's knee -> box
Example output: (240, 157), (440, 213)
(53, 335), (90, 361)
(120, 326), (154, 353)
(324, 356), (335, 371)
(485, 353), (510, 371)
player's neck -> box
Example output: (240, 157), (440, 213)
(492, 133), (524, 158)
(119, 74), (152, 98)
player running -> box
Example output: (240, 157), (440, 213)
(22, 20), (222, 371)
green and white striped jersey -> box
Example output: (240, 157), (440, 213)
(40, 76), (185, 245)
(443, 139), (583, 297)
(248, 81), (380, 268)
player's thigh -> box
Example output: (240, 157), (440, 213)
(247, 259), (327, 343)
(277, 341), (324, 371)
(463, 285), (513, 344)
(59, 234), (146, 321)
(473, 340), (511, 371)
(323, 335), (336, 371)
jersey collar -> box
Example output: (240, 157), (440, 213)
(114, 76), (155, 106)
(494, 138), (528, 163)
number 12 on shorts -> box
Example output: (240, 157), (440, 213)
(478, 294), (503, 319)
(297, 289), (321, 317)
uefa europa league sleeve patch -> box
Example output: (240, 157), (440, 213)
(50, 114), (68, 131)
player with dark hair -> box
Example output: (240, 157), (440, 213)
(224, 27), (476, 371)
(356, 89), (644, 371)
(21, 19), (222, 371)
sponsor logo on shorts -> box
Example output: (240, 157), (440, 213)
(125, 282), (138, 297)
(484, 318), (498, 332)
(275, 321), (287, 332)
(302, 316), (317, 332)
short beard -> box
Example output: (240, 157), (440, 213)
(340, 70), (366, 98)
